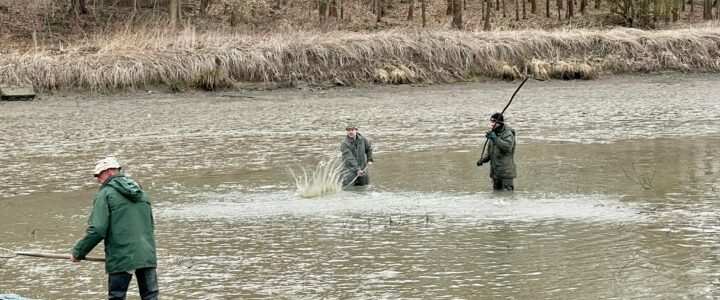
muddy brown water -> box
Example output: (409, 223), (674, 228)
(1, 74), (719, 299)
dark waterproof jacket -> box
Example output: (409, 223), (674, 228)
(341, 133), (374, 181)
(480, 125), (517, 179)
(72, 174), (157, 274)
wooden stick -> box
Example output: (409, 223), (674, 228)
(15, 252), (105, 262)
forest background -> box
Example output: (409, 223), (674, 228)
(1, 0), (719, 92)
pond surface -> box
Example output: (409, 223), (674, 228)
(1, 74), (719, 299)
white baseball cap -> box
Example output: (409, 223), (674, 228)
(93, 156), (122, 177)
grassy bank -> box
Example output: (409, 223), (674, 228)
(1, 25), (720, 92)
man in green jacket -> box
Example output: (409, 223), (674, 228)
(477, 113), (517, 191)
(71, 156), (158, 300)
(341, 125), (374, 186)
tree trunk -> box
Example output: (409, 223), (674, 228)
(515, 0), (519, 20)
(502, 0), (507, 17)
(199, 0), (211, 14)
(170, 0), (181, 27)
(422, 0), (427, 27)
(319, 0), (328, 22)
(376, 0), (384, 22)
(484, 0), (492, 30)
(580, 0), (586, 14)
(546, 0), (550, 17)
(704, 0), (712, 19)
(531, 0), (537, 14)
(329, 0), (338, 17)
(595, 0), (600, 9)
(557, 0), (563, 10)
(69, 0), (88, 15)
(522, 0), (526, 19)
(566, 0), (574, 17)
(690, 0), (694, 12)
(497, 0), (500, 11)
(408, 0), (415, 20)
(447, 0), (453, 15)
(452, 0), (463, 28)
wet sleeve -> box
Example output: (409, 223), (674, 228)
(341, 142), (359, 172)
(71, 194), (110, 259)
(493, 132), (515, 154)
(365, 139), (374, 163)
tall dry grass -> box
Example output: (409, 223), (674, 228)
(1, 25), (720, 91)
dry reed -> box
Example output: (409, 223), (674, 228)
(1, 26), (720, 92)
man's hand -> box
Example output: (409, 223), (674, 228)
(367, 161), (374, 166)
(357, 170), (364, 177)
(485, 131), (497, 141)
(71, 255), (81, 263)
(477, 157), (489, 166)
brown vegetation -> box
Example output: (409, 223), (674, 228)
(1, 26), (719, 92)
(0, 0), (719, 91)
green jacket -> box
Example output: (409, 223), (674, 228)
(341, 133), (374, 178)
(72, 174), (157, 274)
(480, 125), (517, 179)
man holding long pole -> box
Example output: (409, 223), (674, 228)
(477, 113), (517, 191)
(71, 156), (159, 300)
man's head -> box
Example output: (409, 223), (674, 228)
(345, 125), (358, 139)
(490, 113), (504, 131)
(93, 156), (122, 184)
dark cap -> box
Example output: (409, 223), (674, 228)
(490, 113), (504, 123)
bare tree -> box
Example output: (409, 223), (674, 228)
(546, 0), (551, 17)
(522, 0), (526, 18)
(580, 0), (586, 14)
(69, 0), (88, 15)
(452, 0), (463, 28)
(408, 0), (415, 20)
(170, 0), (181, 27)
(329, 0), (338, 18)
(566, 0), (574, 17)
(376, 0), (384, 22)
(531, 0), (537, 14)
(447, 0), (453, 15)
(200, 0), (212, 15)
(422, 0), (427, 27)
(703, 0), (713, 19)
(484, 0), (493, 30)
(515, 0), (520, 20)
(319, 0), (328, 22)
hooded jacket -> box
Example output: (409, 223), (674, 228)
(72, 174), (157, 274)
(480, 125), (517, 179)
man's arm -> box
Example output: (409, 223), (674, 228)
(365, 138), (374, 164)
(493, 132), (515, 154)
(71, 194), (110, 260)
(341, 142), (359, 172)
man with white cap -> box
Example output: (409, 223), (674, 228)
(71, 156), (159, 300)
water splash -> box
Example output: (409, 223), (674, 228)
(290, 157), (344, 198)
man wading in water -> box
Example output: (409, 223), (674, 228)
(341, 125), (374, 187)
(71, 157), (159, 300)
(477, 113), (517, 191)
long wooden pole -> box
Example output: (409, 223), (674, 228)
(16, 252), (105, 262)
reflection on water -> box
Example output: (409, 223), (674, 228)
(1, 74), (719, 299)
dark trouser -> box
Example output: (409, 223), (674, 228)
(492, 178), (514, 191)
(108, 267), (159, 300)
